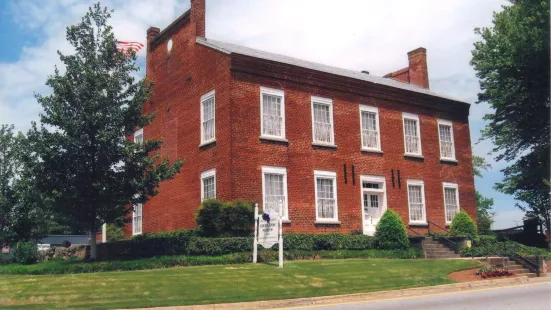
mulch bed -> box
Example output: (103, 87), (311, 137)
(448, 268), (519, 283)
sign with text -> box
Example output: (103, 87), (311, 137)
(253, 204), (283, 268)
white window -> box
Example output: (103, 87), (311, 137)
(402, 113), (422, 156)
(132, 203), (142, 235)
(201, 169), (216, 201)
(438, 119), (456, 161)
(314, 170), (338, 222)
(261, 166), (288, 219)
(260, 87), (285, 139)
(134, 128), (143, 144)
(443, 182), (460, 224)
(311, 97), (335, 145)
(200, 90), (215, 145)
(407, 179), (426, 224)
(359, 105), (381, 151)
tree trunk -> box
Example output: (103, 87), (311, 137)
(89, 230), (97, 261)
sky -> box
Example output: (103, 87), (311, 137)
(0, 0), (524, 229)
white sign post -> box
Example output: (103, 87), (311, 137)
(253, 203), (283, 268)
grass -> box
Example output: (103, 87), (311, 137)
(0, 258), (480, 309)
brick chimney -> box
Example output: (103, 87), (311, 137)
(384, 47), (430, 89)
(407, 48), (429, 89)
(191, 0), (206, 38)
(146, 27), (160, 45)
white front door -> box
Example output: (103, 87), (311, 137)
(363, 192), (382, 235)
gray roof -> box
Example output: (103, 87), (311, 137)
(39, 235), (90, 245)
(196, 37), (465, 104)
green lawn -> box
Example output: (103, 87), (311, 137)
(0, 259), (480, 309)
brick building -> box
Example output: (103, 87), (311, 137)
(125, 0), (476, 237)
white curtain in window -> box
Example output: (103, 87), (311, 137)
(133, 203), (142, 234)
(362, 111), (378, 149)
(404, 119), (419, 154)
(316, 178), (335, 219)
(202, 97), (215, 142)
(202, 176), (215, 200)
(408, 185), (425, 221)
(313, 103), (333, 143)
(262, 94), (283, 137)
(439, 124), (454, 158)
(444, 187), (459, 222)
(264, 173), (285, 217)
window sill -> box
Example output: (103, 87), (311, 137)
(361, 149), (383, 154)
(312, 142), (337, 149)
(409, 222), (428, 227)
(440, 158), (458, 163)
(282, 219), (291, 224)
(199, 140), (216, 148)
(404, 153), (424, 159)
(259, 136), (289, 144)
(315, 220), (341, 225)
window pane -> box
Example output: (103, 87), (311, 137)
(361, 111), (379, 149)
(203, 176), (215, 200)
(264, 173), (285, 217)
(444, 187), (459, 222)
(408, 185), (425, 221)
(439, 124), (454, 158)
(262, 94), (283, 137)
(202, 97), (215, 142)
(135, 133), (143, 144)
(133, 203), (142, 234)
(316, 177), (335, 219)
(313, 103), (333, 143)
(404, 119), (420, 154)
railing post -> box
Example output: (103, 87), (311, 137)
(536, 255), (540, 277)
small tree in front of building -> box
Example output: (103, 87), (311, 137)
(375, 210), (410, 250)
(28, 4), (182, 260)
(449, 211), (477, 237)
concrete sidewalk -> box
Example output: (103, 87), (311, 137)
(134, 276), (551, 310)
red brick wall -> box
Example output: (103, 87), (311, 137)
(229, 73), (476, 235)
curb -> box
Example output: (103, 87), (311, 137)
(134, 276), (551, 310)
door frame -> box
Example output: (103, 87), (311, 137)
(360, 175), (388, 235)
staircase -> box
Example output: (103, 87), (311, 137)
(504, 261), (537, 277)
(424, 238), (460, 259)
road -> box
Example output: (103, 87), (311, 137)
(294, 282), (551, 310)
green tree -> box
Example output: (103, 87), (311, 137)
(449, 211), (477, 237)
(471, 0), (550, 246)
(374, 210), (409, 250)
(0, 125), (50, 246)
(29, 4), (182, 259)
(472, 155), (495, 234)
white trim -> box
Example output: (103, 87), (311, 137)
(402, 112), (422, 156)
(406, 179), (427, 224)
(359, 104), (382, 152)
(200, 168), (216, 201)
(443, 182), (460, 224)
(132, 203), (143, 236)
(260, 87), (286, 140)
(134, 128), (143, 143)
(314, 170), (338, 222)
(200, 90), (216, 145)
(360, 175), (387, 235)
(261, 166), (289, 220)
(437, 119), (456, 161)
(311, 96), (335, 146)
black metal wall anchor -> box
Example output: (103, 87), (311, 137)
(343, 164), (348, 184)
(397, 170), (402, 188)
(391, 169), (395, 188)
(351, 165), (355, 185)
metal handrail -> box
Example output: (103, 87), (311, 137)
(407, 226), (421, 236)
(499, 236), (540, 276)
(427, 221), (459, 253)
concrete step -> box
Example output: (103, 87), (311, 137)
(426, 254), (461, 259)
(424, 244), (446, 248)
(425, 248), (456, 253)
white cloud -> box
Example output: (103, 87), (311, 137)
(492, 209), (526, 230)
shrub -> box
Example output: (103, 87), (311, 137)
(106, 224), (124, 242)
(375, 210), (409, 250)
(188, 237), (252, 256)
(10, 241), (40, 265)
(449, 211), (477, 237)
(284, 234), (375, 251)
(195, 200), (254, 237)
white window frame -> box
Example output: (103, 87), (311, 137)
(132, 203), (143, 236)
(311, 96), (336, 146)
(314, 170), (339, 223)
(200, 168), (216, 201)
(402, 113), (422, 156)
(407, 179), (427, 225)
(359, 105), (382, 152)
(134, 128), (143, 143)
(260, 87), (286, 140)
(261, 166), (289, 220)
(443, 182), (460, 224)
(200, 90), (216, 145)
(437, 119), (456, 161)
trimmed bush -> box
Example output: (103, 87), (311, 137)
(449, 211), (477, 237)
(375, 210), (409, 250)
(10, 241), (40, 265)
(195, 200), (254, 237)
(284, 234), (375, 251)
(106, 224), (124, 242)
(188, 237), (252, 256)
